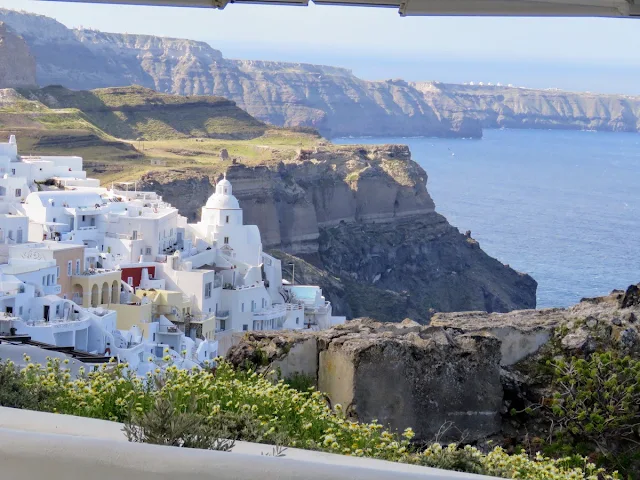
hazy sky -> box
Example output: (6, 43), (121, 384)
(2, 0), (639, 94)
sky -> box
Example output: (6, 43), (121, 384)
(2, 0), (640, 94)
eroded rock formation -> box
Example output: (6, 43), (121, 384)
(0, 22), (35, 88)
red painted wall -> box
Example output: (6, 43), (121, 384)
(120, 266), (156, 288)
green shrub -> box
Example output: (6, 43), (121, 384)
(284, 372), (315, 392)
(548, 352), (640, 447)
(124, 394), (235, 451)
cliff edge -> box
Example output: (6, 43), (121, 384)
(140, 143), (537, 321)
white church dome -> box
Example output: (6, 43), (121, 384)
(205, 177), (240, 209)
(205, 194), (240, 209)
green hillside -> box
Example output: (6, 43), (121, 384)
(0, 85), (320, 183)
(17, 85), (269, 141)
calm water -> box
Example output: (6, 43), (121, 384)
(336, 129), (640, 308)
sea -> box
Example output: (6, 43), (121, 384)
(335, 129), (640, 309)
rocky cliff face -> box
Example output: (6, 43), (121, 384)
(0, 22), (35, 88)
(2, 8), (638, 137)
(415, 82), (640, 133)
(140, 143), (537, 321)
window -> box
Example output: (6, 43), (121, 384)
(204, 282), (212, 298)
(11, 168), (15, 175)
(225, 215), (229, 224)
(82, 216), (85, 221)
(75, 260), (80, 274)
(243, 324), (248, 331)
(145, 247), (151, 255)
(170, 228), (173, 236)
(52, 218), (56, 223)
(251, 300), (256, 312)
(224, 236), (229, 244)
(42, 276), (46, 285)
(127, 277), (133, 286)
(0, 229), (3, 242)
(67, 261), (72, 276)
(15, 188), (21, 197)
(56, 266), (60, 278)
(18, 307), (23, 315)
(241, 302), (245, 312)
(296, 317), (300, 325)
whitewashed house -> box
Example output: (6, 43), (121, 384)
(0, 135), (344, 365)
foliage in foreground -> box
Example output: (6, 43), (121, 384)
(0, 357), (618, 479)
(548, 352), (640, 449)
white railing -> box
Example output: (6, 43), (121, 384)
(77, 226), (98, 231)
(73, 268), (116, 277)
(0, 288), (22, 297)
(105, 232), (144, 240)
(252, 304), (287, 321)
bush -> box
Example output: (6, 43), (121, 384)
(0, 358), (61, 411)
(548, 353), (640, 448)
(124, 394), (235, 452)
(283, 372), (315, 392)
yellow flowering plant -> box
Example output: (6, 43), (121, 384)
(0, 358), (618, 479)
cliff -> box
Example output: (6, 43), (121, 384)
(139, 143), (537, 321)
(2, 8), (639, 138)
(415, 82), (640, 133)
(0, 22), (35, 88)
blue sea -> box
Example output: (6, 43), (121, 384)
(336, 129), (640, 309)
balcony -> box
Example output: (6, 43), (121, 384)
(252, 304), (287, 322)
(105, 232), (144, 240)
(73, 268), (116, 278)
(214, 310), (230, 320)
(0, 287), (23, 298)
(158, 325), (182, 335)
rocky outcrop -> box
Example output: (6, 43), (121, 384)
(432, 282), (640, 363)
(228, 284), (640, 446)
(228, 319), (504, 442)
(0, 22), (35, 88)
(140, 143), (537, 321)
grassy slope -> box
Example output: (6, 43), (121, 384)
(0, 86), (320, 184)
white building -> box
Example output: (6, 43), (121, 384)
(0, 135), (344, 365)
